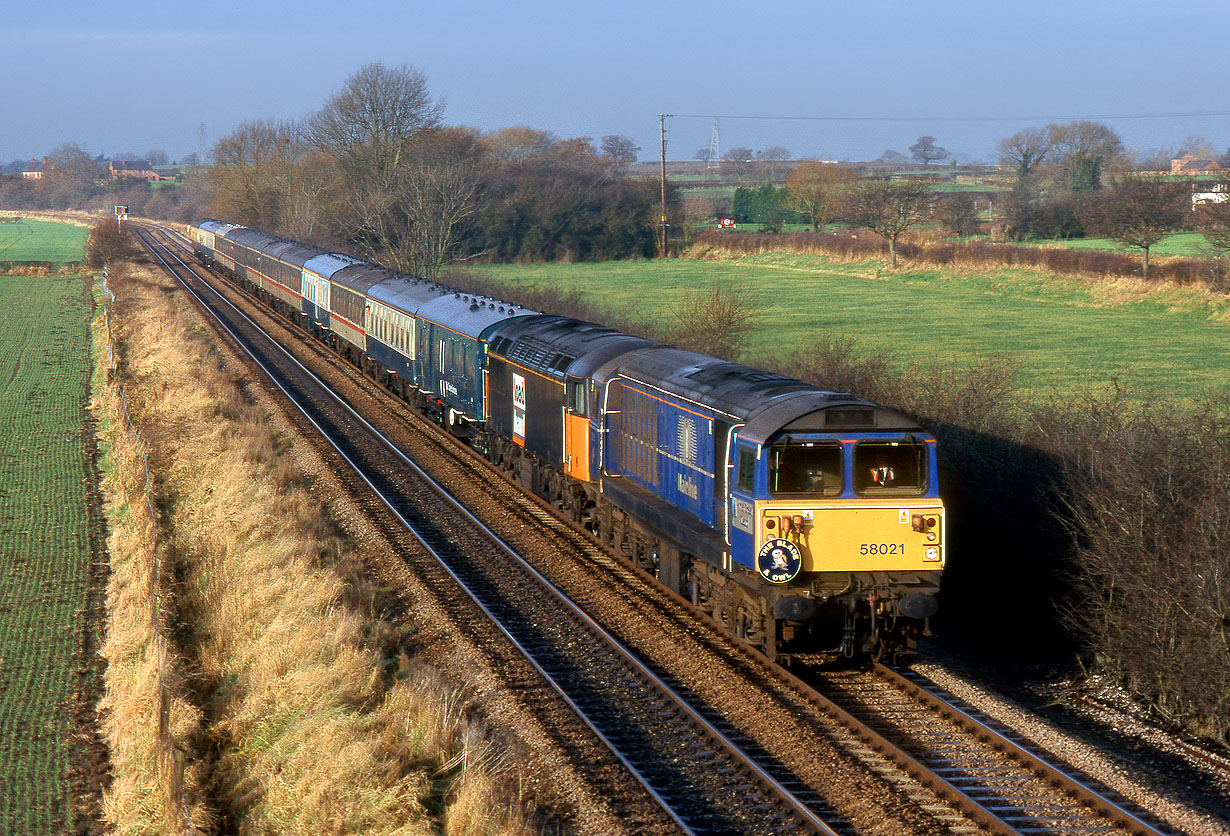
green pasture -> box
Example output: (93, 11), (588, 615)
(474, 253), (1229, 402)
(0, 275), (95, 831)
(680, 185), (736, 202)
(1016, 231), (1210, 258)
(0, 219), (87, 264)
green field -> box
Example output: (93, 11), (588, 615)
(0, 219), (87, 264)
(474, 253), (1229, 401)
(1017, 231), (1210, 258)
(0, 275), (96, 831)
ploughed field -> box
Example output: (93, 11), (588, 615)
(475, 253), (1230, 401)
(0, 275), (96, 831)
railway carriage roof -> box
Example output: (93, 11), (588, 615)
(265, 239), (323, 269)
(196, 219), (245, 238)
(302, 252), (364, 279)
(367, 276), (452, 316)
(486, 315), (658, 380)
(330, 263), (401, 294)
(228, 228), (281, 253)
(416, 292), (538, 341)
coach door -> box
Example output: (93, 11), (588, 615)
(563, 376), (591, 481)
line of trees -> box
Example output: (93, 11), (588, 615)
(0, 142), (209, 220)
(205, 63), (666, 275)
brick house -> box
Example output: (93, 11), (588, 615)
(109, 160), (160, 181)
(1170, 153), (1223, 175)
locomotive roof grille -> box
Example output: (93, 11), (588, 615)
(824, 407), (876, 427)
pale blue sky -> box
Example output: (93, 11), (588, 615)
(6, 0), (1230, 164)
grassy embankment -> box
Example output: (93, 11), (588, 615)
(473, 252), (1229, 402)
(0, 273), (100, 832)
(96, 258), (537, 834)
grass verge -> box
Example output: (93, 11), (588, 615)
(98, 259), (536, 834)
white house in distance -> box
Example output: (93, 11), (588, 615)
(1192, 181), (1228, 205)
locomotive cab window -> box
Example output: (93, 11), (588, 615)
(768, 441), (842, 497)
(566, 377), (587, 416)
(736, 449), (756, 493)
(854, 440), (926, 495)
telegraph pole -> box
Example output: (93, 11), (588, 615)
(659, 113), (671, 257)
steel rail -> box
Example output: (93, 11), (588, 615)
(878, 664), (1171, 836)
(136, 225), (840, 836)
(146, 224), (1172, 836)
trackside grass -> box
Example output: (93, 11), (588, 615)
(473, 253), (1230, 401)
(98, 260), (537, 835)
(0, 275), (97, 832)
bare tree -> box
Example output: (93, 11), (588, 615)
(680, 195), (717, 247)
(1195, 176), (1230, 255)
(481, 126), (557, 164)
(785, 161), (857, 231)
(935, 192), (982, 237)
(308, 62), (461, 272)
(755, 146), (791, 182)
(1087, 174), (1190, 278)
(1177, 135), (1219, 159)
(600, 134), (640, 172)
(845, 179), (935, 267)
(308, 62), (442, 174)
(1047, 121), (1124, 192)
(44, 142), (100, 205)
(209, 120), (292, 228)
(668, 279), (764, 360)
(909, 136), (949, 167)
(720, 147), (755, 184)
(399, 127), (485, 278)
(86, 215), (135, 267)
(997, 127), (1052, 192)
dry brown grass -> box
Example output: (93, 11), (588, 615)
(98, 261), (536, 835)
(93, 278), (213, 834)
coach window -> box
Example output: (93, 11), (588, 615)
(854, 439), (925, 496)
(769, 441), (842, 497)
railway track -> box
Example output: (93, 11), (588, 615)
(131, 223), (1181, 836)
(134, 225), (840, 835)
(803, 664), (1174, 836)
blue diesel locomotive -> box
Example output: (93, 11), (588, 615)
(188, 219), (944, 660)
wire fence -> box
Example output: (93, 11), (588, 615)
(100, 272), (196, 833)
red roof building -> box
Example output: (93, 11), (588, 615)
(1170, 153), (1223, 175)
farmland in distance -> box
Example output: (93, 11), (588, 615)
(0, 218), (87, 265)
(0, 273), (99, 832)
(474, 254), (1230, 401)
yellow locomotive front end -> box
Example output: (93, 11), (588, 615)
(740, 434), (945, 657)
